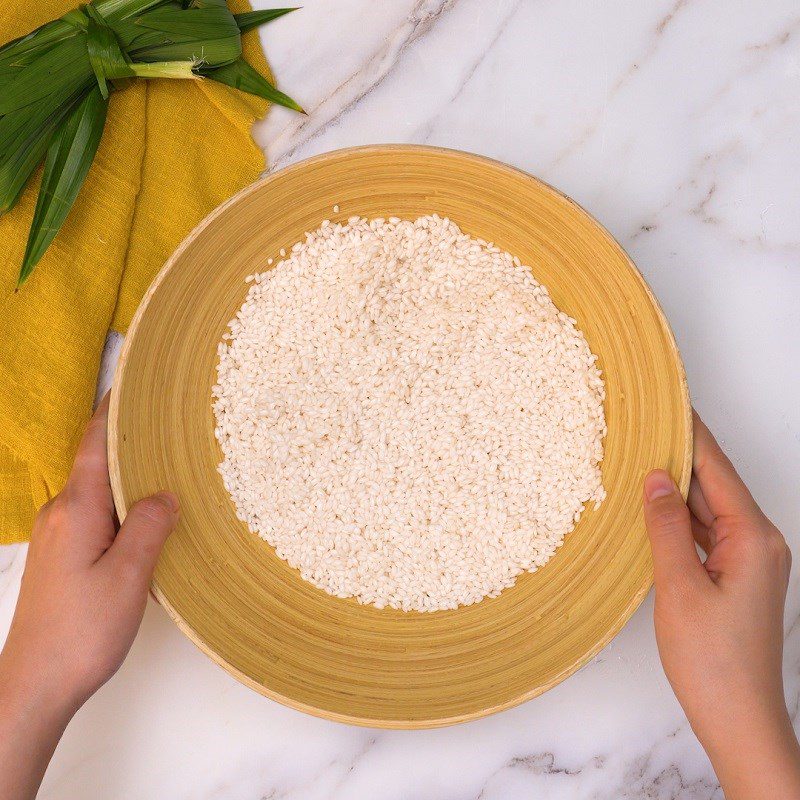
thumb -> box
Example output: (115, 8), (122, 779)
(643, 470), (705, 589)
(105, 492), (179, 589)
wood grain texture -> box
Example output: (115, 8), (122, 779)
(108, 145), (691, 729)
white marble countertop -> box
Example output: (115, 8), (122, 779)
(2, 1), (800, 797)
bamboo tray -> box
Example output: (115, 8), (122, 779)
(109, 145), (691, 728)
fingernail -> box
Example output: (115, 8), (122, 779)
(155, 491), (180, 514)
(645, 470), (676, 501)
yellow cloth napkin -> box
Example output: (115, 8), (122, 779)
(0, 1), (272, 543)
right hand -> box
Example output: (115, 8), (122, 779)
(643, 411), (800, 799)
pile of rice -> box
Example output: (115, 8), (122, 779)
(213, 214), (606, 612)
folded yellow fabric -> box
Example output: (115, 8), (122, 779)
(0, 1), (271, 543)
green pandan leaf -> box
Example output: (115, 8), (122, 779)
(202, 56), (304, 113)
(18, 86), (109, 286)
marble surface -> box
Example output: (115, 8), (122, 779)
(2, 0), (800, 797)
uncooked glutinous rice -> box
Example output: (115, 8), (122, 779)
(213, 215), (606, 612)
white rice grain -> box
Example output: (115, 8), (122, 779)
(213, 215), (606, 612)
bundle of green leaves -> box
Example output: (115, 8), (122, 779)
(0, 1), (302, 287)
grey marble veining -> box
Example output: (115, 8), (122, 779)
(1, 1), (798, 797)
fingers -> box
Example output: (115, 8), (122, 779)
(102, 493), (179, 591)
(644, 470), (708, 589)
(691, 514), (715, 557)
(692, 410), (762, 521)
(65, 393), (113, 512)
(687, 474), (714, 530)
(687, 474), (715, 554)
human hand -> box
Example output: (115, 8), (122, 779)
(0, 395), (179, 800)
(644, 410), (800, 799)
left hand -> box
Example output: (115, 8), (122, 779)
(0, 394), (179, 800)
